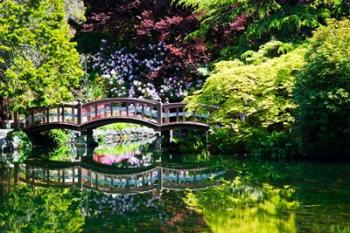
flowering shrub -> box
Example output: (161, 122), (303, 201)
(93, 41), (204, 100)
(81, 0), (209, 101)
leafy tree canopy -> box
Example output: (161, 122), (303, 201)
(0, 0), (83, 113)
(186, 41), (306, 157)
(294, 19), (350, 157)
(177, 0), (350, 59)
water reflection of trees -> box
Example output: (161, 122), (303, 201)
(0, 186), (84, 233)
(0, 185), (209, 232)
(82, 190), (210, 233)
(184, 177), (298, 233)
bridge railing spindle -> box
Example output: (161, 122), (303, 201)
(72, 106), (75, 123)
(157, 100), (162, 125)
(110, 101), (113, 117)
(176, 108), (179, 123)
(61, 106), (65, 123)
(46, 108), (49, 124)
(77, 101), (82, 125)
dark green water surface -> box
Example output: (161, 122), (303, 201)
(0, 138), (349, 233)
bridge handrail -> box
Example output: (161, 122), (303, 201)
(25, 104), (78, 113)
(15, 98), (214, 131)
(82, 98), (158, 107)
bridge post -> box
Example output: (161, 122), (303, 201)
(164, 98), (170, 124)
(82, 130), (97, 147)
(77, 100), (82, 125)
(157, 99), (163, 126)
(13, 112), (19, 129)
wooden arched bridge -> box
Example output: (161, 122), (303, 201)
(14, 98), (214, 133)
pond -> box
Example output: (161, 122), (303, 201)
(0, 132), (350, 233)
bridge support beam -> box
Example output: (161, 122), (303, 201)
(162, 130), (174, 147)
(81, 130), (98, 147)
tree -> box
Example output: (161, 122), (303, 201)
(77, 0), (208, 101)
(0, 186), (84, 232)
(186, 41), (306, 157)
(294, 19), (350, 158)
(0, 0), (83, 118)
(177, 0), (349, 59)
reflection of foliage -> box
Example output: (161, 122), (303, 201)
(47, 129), (75, 161)
(82, 190), (208, 232)
(47, 145), (75, 162)
(8, 130), (32, 162)
(93, 142), (153, 167)
(184, 177), (298, 233)
(49, 129), (71, 147)
(172, 131), (207, 155)
(95, 143), (141, 156)
(0, 186), (84, 233)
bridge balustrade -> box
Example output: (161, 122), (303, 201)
(14, 98), (214, 132)
(19, 163), (225, 193)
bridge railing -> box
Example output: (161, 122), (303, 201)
(17, 98), (216, 130)
(161, 103), (210, 124)
(24, 104), (79, 128)
(81, 98), (159, 125)
(19, 163), (225, 193)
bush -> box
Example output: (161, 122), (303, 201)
(186, 42), (306, 158)
(48, 129), (71, 147)
(294, 19), (350, 158)
(8, 130), (32, 162)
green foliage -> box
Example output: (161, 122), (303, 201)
(46, 129), (76, 161)
(49, 129), (71, 147)
(177, 0), (349, 59)
(186, 42), (306, 157)
(184, 177), (298, 233)
(294, 19), (350, 157)
(0, 186), (84, 232)
(0, 0), (83, 112)
(99, 123), (141, 131)
(8, 130), (32, 162)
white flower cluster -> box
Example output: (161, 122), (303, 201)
(92, 41), (197, 100)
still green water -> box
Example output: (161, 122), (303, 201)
(0, 137), (350, 233)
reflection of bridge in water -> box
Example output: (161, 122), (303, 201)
(18, 161), (225, 194)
